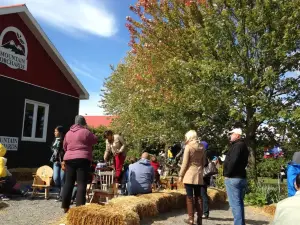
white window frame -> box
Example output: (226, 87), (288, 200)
(21, 99), (49, 142)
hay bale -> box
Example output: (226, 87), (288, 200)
(109, 196), (158, 219)
(263, 204), (277, 217)
(177, 181), (185, 190)
(163, 190), (186, 209)
(138, 192), (178, 213)
(208, 188), (227, 204)
(67, 203), (139, 225)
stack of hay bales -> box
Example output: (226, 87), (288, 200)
(64, 188), (227, 225)
(67, 204), (140, 225)
(109, 196), (158, 219)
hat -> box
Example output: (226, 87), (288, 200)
(201, 141), (208, 150)
(229, 128), (242, 135)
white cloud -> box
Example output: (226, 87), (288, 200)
(1, 0), (117, 37)
(79, 92), (104, 115)
(70, 61), (100, 81)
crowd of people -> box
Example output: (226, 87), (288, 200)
(3, 114), (300, 225)
(0, 115), (251, 225)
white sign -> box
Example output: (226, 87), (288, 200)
(0, 136), (18, 151)
(0, 27), (28, 71)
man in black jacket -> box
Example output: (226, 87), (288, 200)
(224, 128), (249, 225)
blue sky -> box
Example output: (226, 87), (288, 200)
(1, 0), (136, 115)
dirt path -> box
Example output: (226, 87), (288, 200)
(142, 204), (272, 225)
(0, 194), (272, 225)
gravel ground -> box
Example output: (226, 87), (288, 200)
(142, 204), (272, 225)
(0, 194), (65, 225)
(0, 197), (272, 225)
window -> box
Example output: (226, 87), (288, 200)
(22, 99), (49, 142)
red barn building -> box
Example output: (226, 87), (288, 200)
(0, 5), (88, 168)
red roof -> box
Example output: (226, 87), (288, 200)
(84, 116), (116, 128)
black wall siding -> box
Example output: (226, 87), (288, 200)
(0, 76), (79, 168)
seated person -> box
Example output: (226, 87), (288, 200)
(96, 160), (107, 170)
(273, 173), (300, 224)
(0, 144), (27, 200)
(121, 157), (137, 195)
(127, 152), (154, 195)
(150, 156), (161, 188)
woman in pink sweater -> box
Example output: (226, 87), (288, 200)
(61, 115), (98, 213)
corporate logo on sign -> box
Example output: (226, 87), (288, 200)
(0, 27), (28, 71)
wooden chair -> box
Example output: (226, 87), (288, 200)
(31, 165), (53, 199)
(89, 170), (117, 204)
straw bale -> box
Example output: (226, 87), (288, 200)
(207, 188), (227, 204)
(138, 192), (177, 213)
(109, 196), (158, 219)
(177, 181), (185, 189)
(67, 203), (140, 225)
(263, 204), (277, 217)
(162, 190), (186, 209)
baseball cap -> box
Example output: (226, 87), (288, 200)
(229, 128), (242, 135)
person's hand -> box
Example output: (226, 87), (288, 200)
(178, 177), (182, 183)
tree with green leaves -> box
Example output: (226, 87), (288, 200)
(102, 0), (300, 177)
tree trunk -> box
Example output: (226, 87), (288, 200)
(245, 105), (258, 182)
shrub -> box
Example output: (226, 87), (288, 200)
(257, 158), (288, 179)
(89, 126), (107, 162)
(215, 167), (225, 190)
(245, 181), (287, 207)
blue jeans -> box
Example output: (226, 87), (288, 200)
(53, 162), (65, 196)
(201, 185), (209, 216)
(225, 178), (247, 225)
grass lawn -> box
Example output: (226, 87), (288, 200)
(259, 177), (279, 185)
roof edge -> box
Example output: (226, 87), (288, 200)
(0, 4), (89, 100)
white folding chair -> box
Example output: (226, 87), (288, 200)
(89, 170), (117, 204)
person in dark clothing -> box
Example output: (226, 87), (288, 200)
(50, 126), (65, 202)
(201, 141), (210, 219)
(280, 165), (286, 183)
(224, 128), (249, 225)
(61, 115), (98, 213)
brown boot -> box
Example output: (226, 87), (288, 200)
(195, 196), (203, 225)
(184, 196), (194, 224)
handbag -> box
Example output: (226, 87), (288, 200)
(203, 161), (218, 177)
